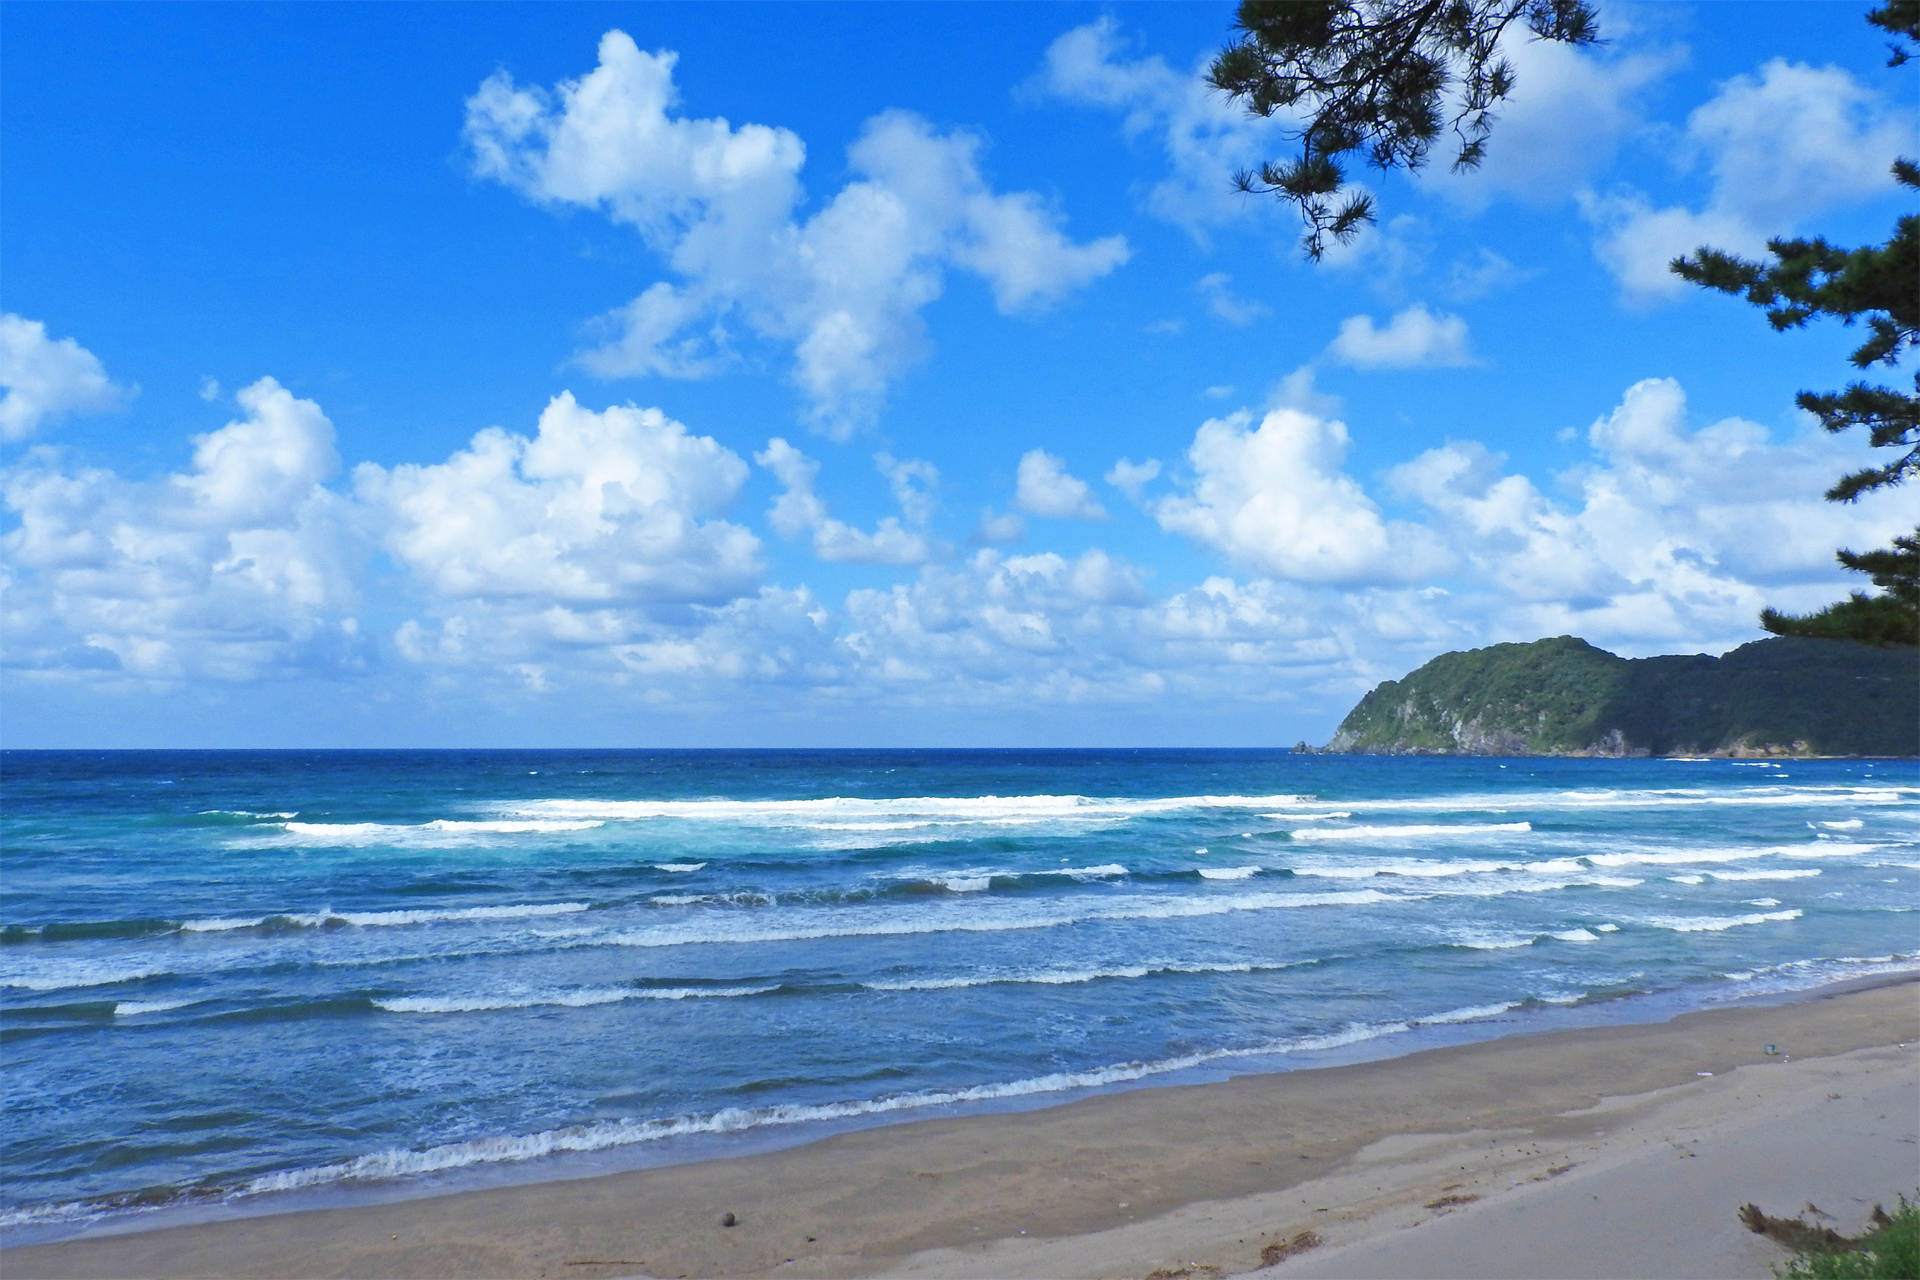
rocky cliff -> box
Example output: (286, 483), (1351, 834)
(1323, 635), (1918, 757)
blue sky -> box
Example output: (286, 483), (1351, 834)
(3, 1), (1913, 747)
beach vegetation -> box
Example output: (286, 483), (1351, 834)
(1755, 1193), (1920, 1279)
(1206, 0), (1599, 257)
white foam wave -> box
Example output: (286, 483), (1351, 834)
(1289, 855), (1563, 879)
(1549, 928), (1599, 942)
(597, 889), (1399, 952)
(506, 793), (1310, 829)
(1669, 874), (1705, 884)
(177, 901), (591, 932)
(200, 810), (296, 819)
(647, 893), (773, 907)
(1745, 898), (1781, 907)
(1707, 869), (1822, 881)
(1413, 1001), (1519, 1024)
(866, 959), (1296, 992)
(1717, 952), (1920, 995)
(228, 1019), (1417, 1198)
(2, 964), (168, 992)
(1817, 819), (1865, 831)
(1448, 930), (1535, 951)
(1641, 908), (1804, 933)
(1272, 785), (1912, 817)
(272, 819), (604, 844)
(1261, 811), (1352, 820)
(654, 863), (706, 872)
(1199, 866), (1262, 880)
(375, 985), (776, 1014)
(1289, 823), (1532, 841)
(1776, 842), (1880, 859)
(936, 876), (991, 893)
(113, 999), (197, 1016)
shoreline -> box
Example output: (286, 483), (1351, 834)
(6, 972), (1915, 1279)
(7, 962), (1911, 1248)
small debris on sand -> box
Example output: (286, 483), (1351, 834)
(720, 1211), (738, 1228)
(1737, 1201), (1890, 1252)
(1258, 1230), (1324, 1267)
(1424, 1193), (1481, 1210)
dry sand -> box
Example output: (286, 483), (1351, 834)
(7, 976), (1916, 1280)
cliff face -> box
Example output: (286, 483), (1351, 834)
(1325, 635), (1918, 757)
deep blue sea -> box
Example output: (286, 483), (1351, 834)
(3, 749), (1916, 1240)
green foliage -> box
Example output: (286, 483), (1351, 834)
(1327, 636), (1920, 756)
(1207, 0), (1598, 257)
(1763, 530), (1920, 646)
(1775, 1195), (1920, 1280)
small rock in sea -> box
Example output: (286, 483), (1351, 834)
(721, 1212), (737, 1228)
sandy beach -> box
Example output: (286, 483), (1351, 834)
(6, 975), (1915, 1280)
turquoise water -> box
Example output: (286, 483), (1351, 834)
(2, 749), (1915, 1238)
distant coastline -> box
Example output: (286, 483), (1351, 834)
(1318, 635), (1919, 758)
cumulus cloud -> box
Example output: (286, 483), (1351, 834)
(1416, 37), (1676, 211)
(1104, 457), (1161, 501)
(1582, 59), (1916, 301)
(1390, 377), (1913, 648)
(467, 31), (1128, 435)
(0, 314), (134, 441)
(2, 378), (363, 681)
(1030, 17), (1295, 234)
(1152, 406), (1451, 584)
(875, 451), (939, 527)
(1325, 304), (1477, 369)
(1014, 449), (1106, 520)
(755, 438), (933, 564)
(836, 550), (1447, 714)
(357, 393), (759, 608)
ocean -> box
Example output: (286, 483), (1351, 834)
(2, 749), (1915, 1241)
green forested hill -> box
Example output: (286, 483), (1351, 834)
(1324, 636), (1918, 757)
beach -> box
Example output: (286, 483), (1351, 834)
(8, 974), (1915, 1280)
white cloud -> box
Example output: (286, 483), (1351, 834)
(0, 314), (134, 441)
(972, 508), (1026, 545)
(2, 378), (362, 682)
(1583, 59), (1916, 301)
(1390, 377), (1913, 649)
(1417, 37), (1676, 210)
(467, 32), (1127, 435)
(755, 438), (933, 565)
(1152, 406), (1450, 584)
(358, 393), (760, 606)
(1444, 248), (1537, 302)
(1104, 456), (1161, 500)
(1015, 449), (1106, 520)
(1194, 272), (1271, 326)
(1325, 304), (1477, 369)
(874, 452), (939, 526)
(1031, 17), (1295, 235)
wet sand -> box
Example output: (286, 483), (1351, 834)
(7, 976), (1916, 1280)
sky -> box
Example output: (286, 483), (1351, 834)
(2, 1), (1914, 748)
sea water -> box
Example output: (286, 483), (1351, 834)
(2, 749), (1915, 1239)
